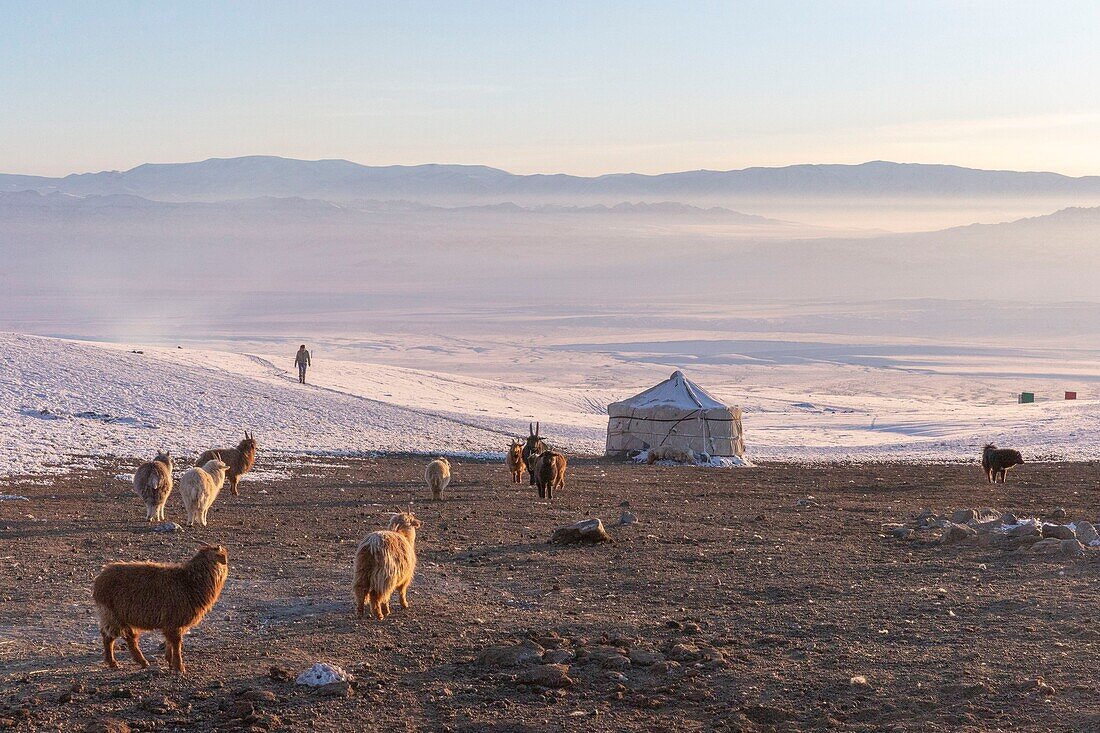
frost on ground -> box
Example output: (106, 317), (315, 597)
(3, 331), (1100, 478)
(0, 333), (608, 478)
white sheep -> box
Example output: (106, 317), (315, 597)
(177, 458), (229, 527)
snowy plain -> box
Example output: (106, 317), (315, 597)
(3, 329), (1100, 480)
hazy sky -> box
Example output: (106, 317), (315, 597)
(3, 1), (1099, 177)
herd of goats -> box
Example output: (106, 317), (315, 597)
(94, 424), (567, 673)
(91, 429), (1026, 673)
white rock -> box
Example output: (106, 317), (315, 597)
(296, 663), (352, 687)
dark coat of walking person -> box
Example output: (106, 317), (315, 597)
(295, 345), (311, 384)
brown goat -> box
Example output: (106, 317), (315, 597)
(93, 545), (229, 673)
(506, 439), (526, 483)
(353, 512), (421, 620)
(981, 443), (1025, 483)
(196, 431), (257, 496)
(133, 450), (173, 522)
(522, 422), (547, 486)
(532, 450), (567, 500)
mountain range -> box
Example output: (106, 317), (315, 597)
(5, 157), (1100, 204)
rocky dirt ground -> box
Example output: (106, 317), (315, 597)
(1, 456), (1099, 732)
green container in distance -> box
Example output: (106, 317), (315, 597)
(1019, 392), (1035, 404)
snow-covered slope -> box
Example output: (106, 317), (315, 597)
(4, 332), (1100, 478)
(0, 333), (609, 477)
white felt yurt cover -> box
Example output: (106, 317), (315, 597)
(605, 370), (745, 458)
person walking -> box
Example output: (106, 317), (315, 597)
(294, 344), (311, 384)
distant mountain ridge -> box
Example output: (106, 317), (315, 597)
(4, 156), (1100, 203)
(0, 189), (792, 225)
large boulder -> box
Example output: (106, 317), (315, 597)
(951, 509), (978, 524)
(1006, 522), (1039, 538)
(1074, 521), (1099, 546)
(943, 522), (977, 542)
(1060, 539), (1084, 558)
(552, 518), (612, 544)
(1027, 538), (1081, 557)
(1042, 524), (1077, 541)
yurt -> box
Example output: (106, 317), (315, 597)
(605, 370), (744, 459)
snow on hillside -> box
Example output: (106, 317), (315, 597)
(0, 333), (609, 478)
(3, 332), (1100, 479)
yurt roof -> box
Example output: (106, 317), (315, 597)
(614, 370), (729, 411)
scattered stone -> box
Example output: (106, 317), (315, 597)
(109, 688), (133, 699)
(891, 527), (916, 541)
(295, 663), (352, 687)
(1034, 677), (1056, 696)
(542, 649), (574, 665)
(1060, 539), (1084, 557)
(1042, 524), (1076, 540)
(1007, 522), (1039, 538)
(1027, 538), (1064, 555)
(222, 700), (255, 719)
(586, 646), (631, 670)
(951, 509), (978, 524)
(850, 675), (871, 687)
(1000, 512), (1018, 525)
(315, 681), (353, 697)
(139, 697), (174, 714)
(1051, 507), (1067, 520)
(1074, 521), (1099, 546)
(943, 522), (977, 542)
(794, 497), (819, 508)
(517, 664), (573, 688)
(618, 511), (638, 526)
(667, 643), (703, 663)
(150, 522), (182, 533)
(629, 649), (664, 666)
(916, 509), (940, 528)
(477, 640), (545, 668)
(551, 518), (612, 544)
(650, 660), (681, 676)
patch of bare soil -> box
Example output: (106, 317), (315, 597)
(1, 457), (1098, 732)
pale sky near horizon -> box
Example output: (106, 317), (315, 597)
(2, 1), (1099, 177)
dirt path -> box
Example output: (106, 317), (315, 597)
(1, 457), (1098, 732)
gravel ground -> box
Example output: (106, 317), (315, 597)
(1, 456), (1098, 732)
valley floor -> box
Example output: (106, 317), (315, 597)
(1, 456), (1098, 732)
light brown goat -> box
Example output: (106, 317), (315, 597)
(532, 450), (567, 500)
(506, 440), (526, 484)
(133, 450), (173, 522)
(93, 545), (229, 673)
(425, 457), (451, 500)
(196, 432), (257, 496)
(353, 512), (421, 620)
